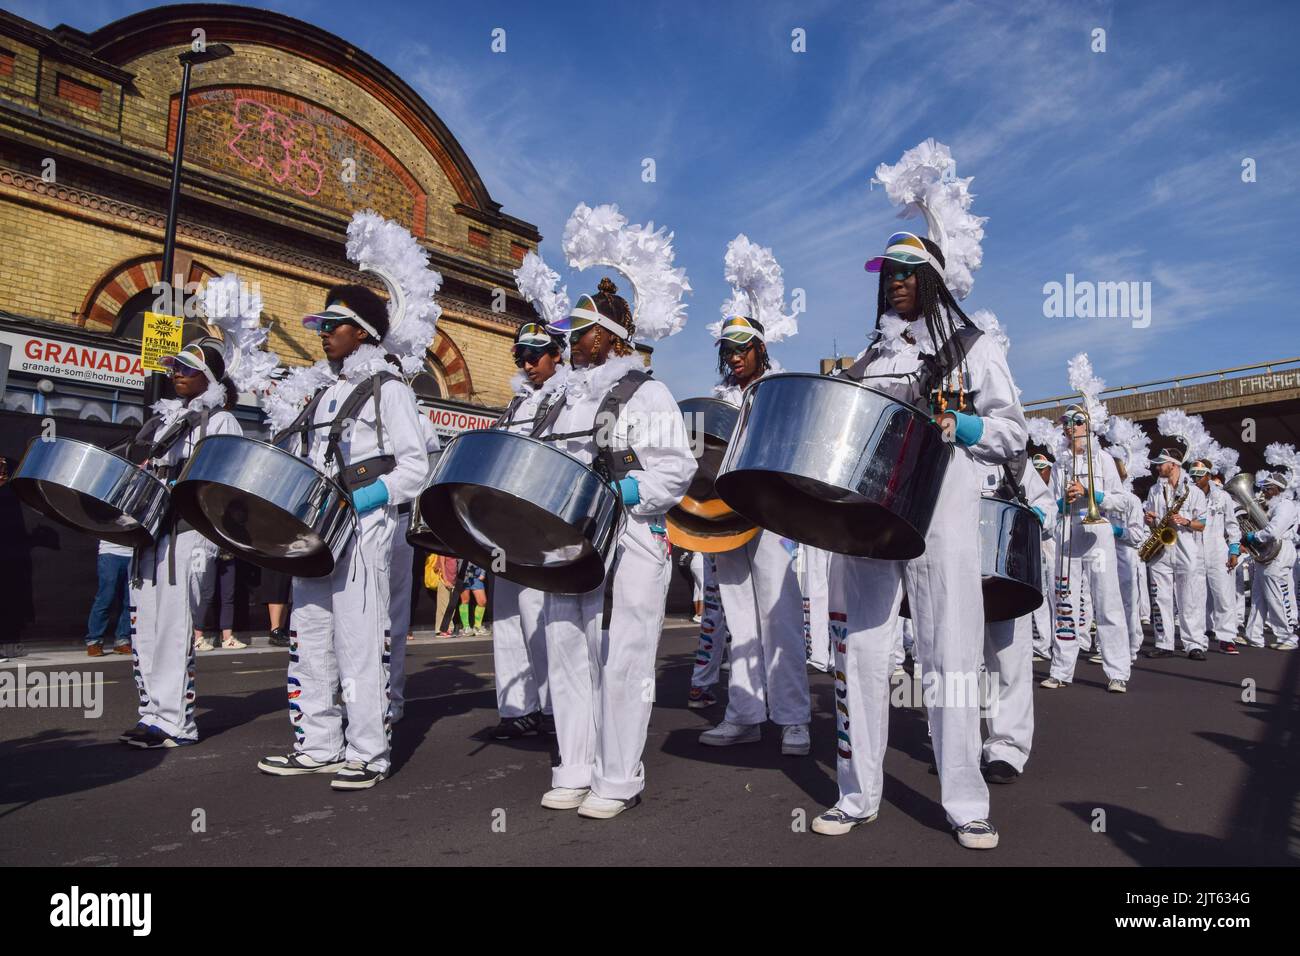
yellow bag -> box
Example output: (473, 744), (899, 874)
(423, 554), (441, 590)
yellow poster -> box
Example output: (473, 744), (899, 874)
(140, 311), (184, 373)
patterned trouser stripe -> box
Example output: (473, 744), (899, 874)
(830, 612), (850, 760)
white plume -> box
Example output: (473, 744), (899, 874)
(1067, 352), (1109, 433)
(562, 202), (691, 342)
(1156, 408), (1213, 463)
(968, 308), (1009, 353)
(262, 360), (337, 434)
(1026, 415), (1066, 460)
(513, 251), (570, 330)
(200, 273), (280, 395)
(346, 210), (443, 377)
(1105, 416), (1152, 489)
(1264, 442), (1300, 496)
(872, 138), (987, 300)
(1214, 445), (1241, 481)
(709, 234), (798, 343)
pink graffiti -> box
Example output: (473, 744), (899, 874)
(226, 97), (323, 197)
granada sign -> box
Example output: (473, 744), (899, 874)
(0, 330), (144, 389)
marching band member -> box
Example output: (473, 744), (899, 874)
(1025, 418), (1061, 662)
(811, 139), (1026, 849)
(1041, 356), (1131, 693)
(1243, 447), (1300, 650)
(687, 555), (730, 708)
(258, 212), (440, 789)
(1191, 455), (1243, 655)
(1105, 416), (1154, 662)
(536, 204), (696, 819)
(802, 545), (833, 673)
(1143, 412), (1211, 661)
(696, 237), (811, 754)
(488, 258), (572, 738)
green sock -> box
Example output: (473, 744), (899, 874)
(473, 605), (485, 628)
(459, 603), (470, 629)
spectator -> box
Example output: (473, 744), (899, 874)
(86, 539), (134, 656)
(260, 567), (292, 647)
(435, 554), (460, 637)
(194, 550), (246, 650)
(458, 561), (489, 636)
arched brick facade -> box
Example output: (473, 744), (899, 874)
(79, 255), (218, 329)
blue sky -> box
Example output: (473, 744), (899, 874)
(16, 0), (1300, 405)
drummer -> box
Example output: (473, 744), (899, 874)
(695, 316), (811, 755)
(811, 232), (1028, 849)
(536, 278), (696, 819)
(488, 321), (568, 739)
(257, 284), (428, 790)
(122, 339), (242, 749)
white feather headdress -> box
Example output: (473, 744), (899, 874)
(871, 138), (987, 301)
(1027, 415), (1066, 460)
(345, 210), (443, 377)
(200, 273), (280, 395)
(1105, 416), (1152, 491)
(1213, 445), (1241, 482)
(1264, 442), (1300, 497)
(513, 251), (571, 331)
(1067, 352), (1109, 434)
(561, 202), (690, 343)
(1156, 408), (1214, 464)
(709, 234), (797, 343)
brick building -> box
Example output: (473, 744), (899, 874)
(0, 4), (541, 433)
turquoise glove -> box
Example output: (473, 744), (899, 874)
(1229, 542), (1241, 556)
(1094, 491), (1105, 505)
(612, 476), (640, 506)
(947, 411), (984, 447)
(352, 480), (389, 514)
(1245, 531), (1258, 546)
(1031, 506), (1046, 525)
(1112, 523), (1123, 538)
(1057, 497), (1067, 514)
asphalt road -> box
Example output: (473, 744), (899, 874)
(2, 620), (1296, 867)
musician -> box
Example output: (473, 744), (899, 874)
(1142, 438), (1210, 660)
(1041, 408), (1132, 692)
(1242, 473), (1299, 650)
(1027, 446), (1056, 661)
(1191, 459), (1243, 655)
(802, 545), (833, 673)
(687, 553), (730, 709)
(696, 316), (812, 754)
(537, 278), (696, 819)
(257, 284), (427, 789)
(121, 340), (242, 749)
(1105, 448), (1152, 662)
(489, 322), (568, 738)
(810, 232), (1026, 849)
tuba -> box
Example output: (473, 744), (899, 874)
(1224, 472), (1280, 563)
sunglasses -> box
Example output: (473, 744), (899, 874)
(882, 264), (918, 283)
(317, 317), (361, 335)
(719, 340), (756, 358)
(513, 346), (552, 368)
(170, 362), (205, 378)
(1062, 414), (1087, 426)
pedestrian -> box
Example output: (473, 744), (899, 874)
(86, 539), (134, 656)
(194, 549), (246, 650)
(260, 567), (293, 648)
(458, 561), (488, 636)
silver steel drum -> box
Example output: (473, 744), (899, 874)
(171, 434), (354, 578)
(667, 397), (758, 553)
(408, 449), (454, 555)
(422, 429), (620, 594)
(977, 496), (1044, 621)
(715, 373), (951, 559)
(11, 437), (170, 547)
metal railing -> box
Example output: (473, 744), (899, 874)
(1024, 357), (1300, 409)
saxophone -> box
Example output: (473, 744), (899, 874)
(1139, 483), (1189, 563)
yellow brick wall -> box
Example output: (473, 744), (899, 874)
(0, 38), (40, 105)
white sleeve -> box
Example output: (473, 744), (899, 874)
(1094, 445), (1125, 514)
(1221, 489), (1241, 546)
(1260, 499), (1298, 546)
(376, 380), (431, 507)
(1121, 494), (1148, 548)
(965, 337), (1028, 466)
(1023, 463), (1054, 518)
(1186, 485), (1209, 524)
(623, 380), (698, 516)
(207, 410), (244, 438)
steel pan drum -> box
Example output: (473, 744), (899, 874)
(715, 373), (951, 559)
(667, 397), (759, 553)
(171, 434), (354, 578)
(422, 429), (620, 594)
(12, 437), (170, 547)
(408, 449), (454, 555)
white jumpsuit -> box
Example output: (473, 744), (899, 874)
(131, 401), (242, 741)
(981, 460), (1052, 773)
(1144, 476), (1210, 652)
(1199, 482), (1242, 645)
(690, 554), (731, 689)
(1030, 479), (1055, 659)
(828, 320), (1027, 828)
(1048, 440), (1132, 683)
(540, 354), (697, 800)
(490, 369), (568, 719)
(1109, 488), (1149, 661)
(1243, 495), (1299, 647)
(286, 347), (428, 774)
(802, 545), (833, 672)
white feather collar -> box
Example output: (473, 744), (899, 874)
(563, 353), (644, 403)
(150, 379), (228, 426)
(340, 343), (393, 383)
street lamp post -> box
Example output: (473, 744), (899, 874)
(145, 43), (234, 408)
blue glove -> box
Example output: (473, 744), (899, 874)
(352, 480), (389, 514)
(1245, 531), (1258, 546)
(1112, 523), (1123, 538)
(612, 476), (640, 506)
(1031, 506), (1046, 526)
(1094, 491), (1105, 505)
(1229, 542), (1241, 556)
(1056, 497), (1067, 515)
(947, 411), (984, 447)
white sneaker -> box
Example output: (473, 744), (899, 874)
(1107, 679), (1128, 693)
(195, 636), (215, 652)
(257, 752), (346, 775)
(222, 635), (247, 649)
(576, 792), (640, 819)
(891, 666), (907, 679)
(699, 720), (760, 747)
(954, 819), (999, 849)
(811, 807), (877, 835)
(541, 786), (590, 810)
(781, 723), (811, 756)
(1040, 676), (1068, 689)
(1087, 652), (1103, 664)
(691, 614), (702, 624)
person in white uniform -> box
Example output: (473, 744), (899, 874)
(809, 225), (1027, 850)
(1023, 438), (1057, 662)
(1242, 470), (1299, 650)
(1142, 433), (1211, 661)
(536, 266), (696, 819)
(1103, 416), (1153, 662)
(121, 339), (242, 749)
(802, 544), (833, 672)
(696, 313), (812, 755)
(1190, 459), (1243, 655)
(688, 554), (730, 708)
(257, 283), (429, 790)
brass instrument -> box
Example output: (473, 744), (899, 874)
(1224, 471), (1280, 563)
(1138, 483), (1188, 563)
(1064, 405), (1108, 525)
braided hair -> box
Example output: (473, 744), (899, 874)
(716, 317), (773, 383)
(873, 237), (975, 368)
(591, 277), (635, 357)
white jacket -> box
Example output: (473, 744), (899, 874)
(1144, 474), (1209, 566)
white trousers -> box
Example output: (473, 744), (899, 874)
(386, 530), (414, 716)
(714, 531), (811, 726)
(1235, 563), (1249, 626)
(288, 507), (394, 771)
(1148, 554), (1208, 652)
(1030, 538), (1055, 657)
(545, 519), (670, 800)
(491, 577), (551, 718)
(828, 455), (988, 828)
(690, 551), (704, 603)
(982, 614), (1034, 772)
(1244, 542), (1298, 646)
(1137, 559), (1151, 621)
(1203, 545), (1238, 643)
(803, 545), (832, 672)
(690, 555), (730, 689)
(130, 527), (209, 740)
(1115, 544), (1144, 660)
(1050, 523), (1131, 682)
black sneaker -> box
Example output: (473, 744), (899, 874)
(492, 712), (542, 740)
(1144, 647), (1175, 659)
(1187, 648), (1207, 661)
(982, 759), (1021, 784)
(118, 723), (149, 743)
(126, 726), (196, 749)
(331, 760), (386, 790)
(268, 628), (291, 648)
(257, 752), (346, 775)
(539, 713), (556, 735)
